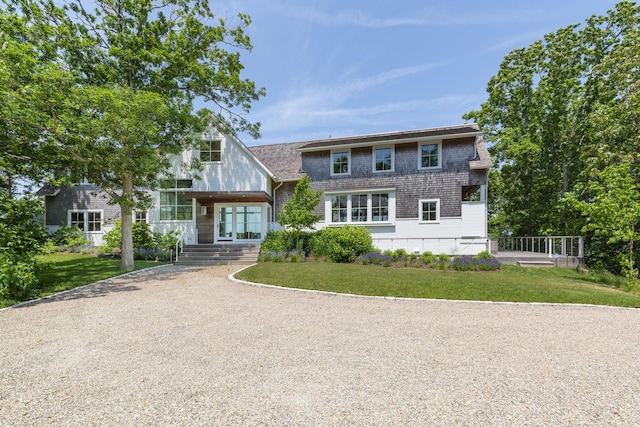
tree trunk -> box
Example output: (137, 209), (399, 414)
(120, 176), (135, 270)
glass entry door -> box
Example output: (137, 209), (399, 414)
(216, 205), (263, 242)
(217, 206), (234, 241)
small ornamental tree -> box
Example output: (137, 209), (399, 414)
(278, 175), (322, 250)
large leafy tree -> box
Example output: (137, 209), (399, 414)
(465, 2), (640, 273)
(464, 2), (640, 239)
(2, 0), (265, 269)
(568, 164), (640, 278)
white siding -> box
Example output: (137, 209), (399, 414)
(166, 131), (270, 193)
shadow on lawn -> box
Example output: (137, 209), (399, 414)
(14, 264), (187, 309)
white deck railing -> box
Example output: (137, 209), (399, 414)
(497, 236), (584, 258)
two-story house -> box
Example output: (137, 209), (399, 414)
(40, 123), (491, 255)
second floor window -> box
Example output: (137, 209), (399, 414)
(373, 147), (394, 172)
(419, 142), (441, 169)
(331, 150), (350, 175)
(200, 139), (221, 162)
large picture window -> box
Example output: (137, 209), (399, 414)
(419, 142), (441, 169)
(331, 150), (350, 175)
(200, 139), (221, 162)
(328, 191), (393, 224)
(373, 146), (394, 172)
(160, 192), (193, 221)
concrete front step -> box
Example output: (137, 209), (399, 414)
(516, 260), (556, 268)
(175, 244), (260, 266)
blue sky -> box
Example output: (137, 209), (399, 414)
(215, 1), (621, 146)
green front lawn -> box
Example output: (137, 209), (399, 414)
(0, 253), (166, 309)
(235, 263), (640, 307)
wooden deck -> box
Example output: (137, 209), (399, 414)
(495, 250), (583, 268)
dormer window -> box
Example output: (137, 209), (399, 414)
(331, 149), (350, 175)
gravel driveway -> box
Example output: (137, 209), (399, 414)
(2, 264), (640, 426)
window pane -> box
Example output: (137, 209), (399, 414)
(87, 212), (101, 232)
(375, 148), (392, 171)
(372, 193), (389, 221)
(71, 212), (85, 230)
(331, 195), (347, 222)
(332, 152), (349, 174)
(422, 201), (437, 221)
(201, 140), (221, 162)
(421, 144), (439, 168)
(351, 194), (367, 222)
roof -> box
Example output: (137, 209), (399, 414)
(249, 141), (306, 182)
(249, 123), (490, 181)
(297, 123), (481, 152)
(35, 184), (60, 196)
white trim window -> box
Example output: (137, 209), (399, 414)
(419, 141), (441, 169)
(419, 199), (440, 222)
(327, 190), (394, 224)
(69, 210), (102, 232)
(134, 211), (148, 223)
(200, 139), (221, 162)
(373, 146), (394, 172)
(331, 149), (350, 176)
(160, 192), (193, 221)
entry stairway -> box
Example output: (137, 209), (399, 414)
(174, 243), (260, 266)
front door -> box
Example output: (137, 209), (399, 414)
(215, 204), (263, 243)
(217, 206), (234, 241)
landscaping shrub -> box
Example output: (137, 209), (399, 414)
(0, 253), (41, 300)
(103, 221), (178, 257)
(50, 224), (89, 248)
(474, 250), (494, 260)
(452, 256), (501, 271)
(312, 226), (373, 263)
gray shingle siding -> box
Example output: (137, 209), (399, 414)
(301, 137), (487, 219)
(45, 186), (121, 227)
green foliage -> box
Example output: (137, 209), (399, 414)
(278, 175), (322, 232)
(50, 225), (89, 248)
(0, 194), (48, 299)
(0, 253), (41, 300)
(465, 2), (640, 276)
(103, 221), (179, 253)
(0, 194), (48, 255)
(473, 251), (494, 260)
(567, 164), (640, 279)
(2, 0), (265, 270)
(310, 226), (373, 263)
(259, 230), (298, 254)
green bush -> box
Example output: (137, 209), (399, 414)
(392, 248), (408, 261)
(260, 230), (298, 254)
(473, 250), (494, 260)
(50, 225), (89, 248)
(0, 253), (41, 300)
(311, 226), (373, 263)
(103, 221), (178, 253)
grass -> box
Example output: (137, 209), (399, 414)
(235, 262), (640, 308)
(0, 253), (166, 309)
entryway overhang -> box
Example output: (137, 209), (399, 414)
(184, 191), (273, 203)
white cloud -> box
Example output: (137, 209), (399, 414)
(269, 3), (540, 29)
